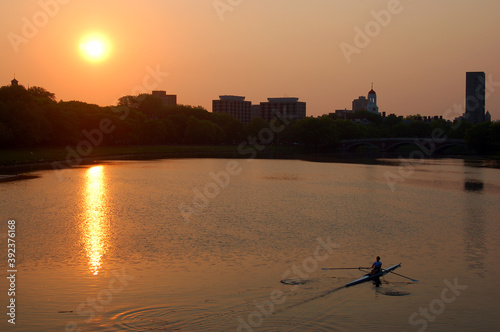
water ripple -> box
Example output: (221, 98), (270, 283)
(107, 304), (236, 332)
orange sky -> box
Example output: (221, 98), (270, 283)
(1, 0), (499, 119)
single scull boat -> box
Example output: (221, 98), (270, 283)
(345, 263), (401, 287)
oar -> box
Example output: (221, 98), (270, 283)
(389, 271), (418, 282)
(322, 267), (370, 270)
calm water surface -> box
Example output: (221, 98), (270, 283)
(0, 158), (499, 331)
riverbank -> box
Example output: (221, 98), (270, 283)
(1, 145), (498, 175)
(0, 174), (39, 182)
(0, 145), (306, 174)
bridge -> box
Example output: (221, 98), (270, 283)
(339, 138), (466, 155)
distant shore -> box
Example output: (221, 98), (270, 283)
(0, 145), (498, 176)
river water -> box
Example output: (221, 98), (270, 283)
(0, 158), (499, 331)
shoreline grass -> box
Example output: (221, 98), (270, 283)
(0, 145), (307, 173)
(0, 145), (497, 175)
(0, 145), (238, 165)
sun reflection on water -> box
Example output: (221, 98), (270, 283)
(83, 165), (109, 275)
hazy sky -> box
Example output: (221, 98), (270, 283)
(2, 0), (499, 119)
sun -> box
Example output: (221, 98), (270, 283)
(80, 33), (111, 63)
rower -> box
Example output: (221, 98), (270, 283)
(369, 256), (382, 276)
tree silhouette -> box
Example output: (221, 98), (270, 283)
(28, 86), (56, 101)
(0, 82), (497, 155)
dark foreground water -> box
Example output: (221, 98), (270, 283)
(1, 158), (499, 331)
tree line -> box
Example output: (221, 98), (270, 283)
(281, 111), (500, 154)
(0, 84), (499, 154)
(0, 84), (245, 148)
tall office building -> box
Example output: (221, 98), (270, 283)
(213, 95), (252, 124)
(465, 72), (486, 124)
(259, 97), (306, 122)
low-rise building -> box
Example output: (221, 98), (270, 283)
(352, 96), (368, 112)
(152, 90), (177, 107)
(334, 109), (353, 119)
